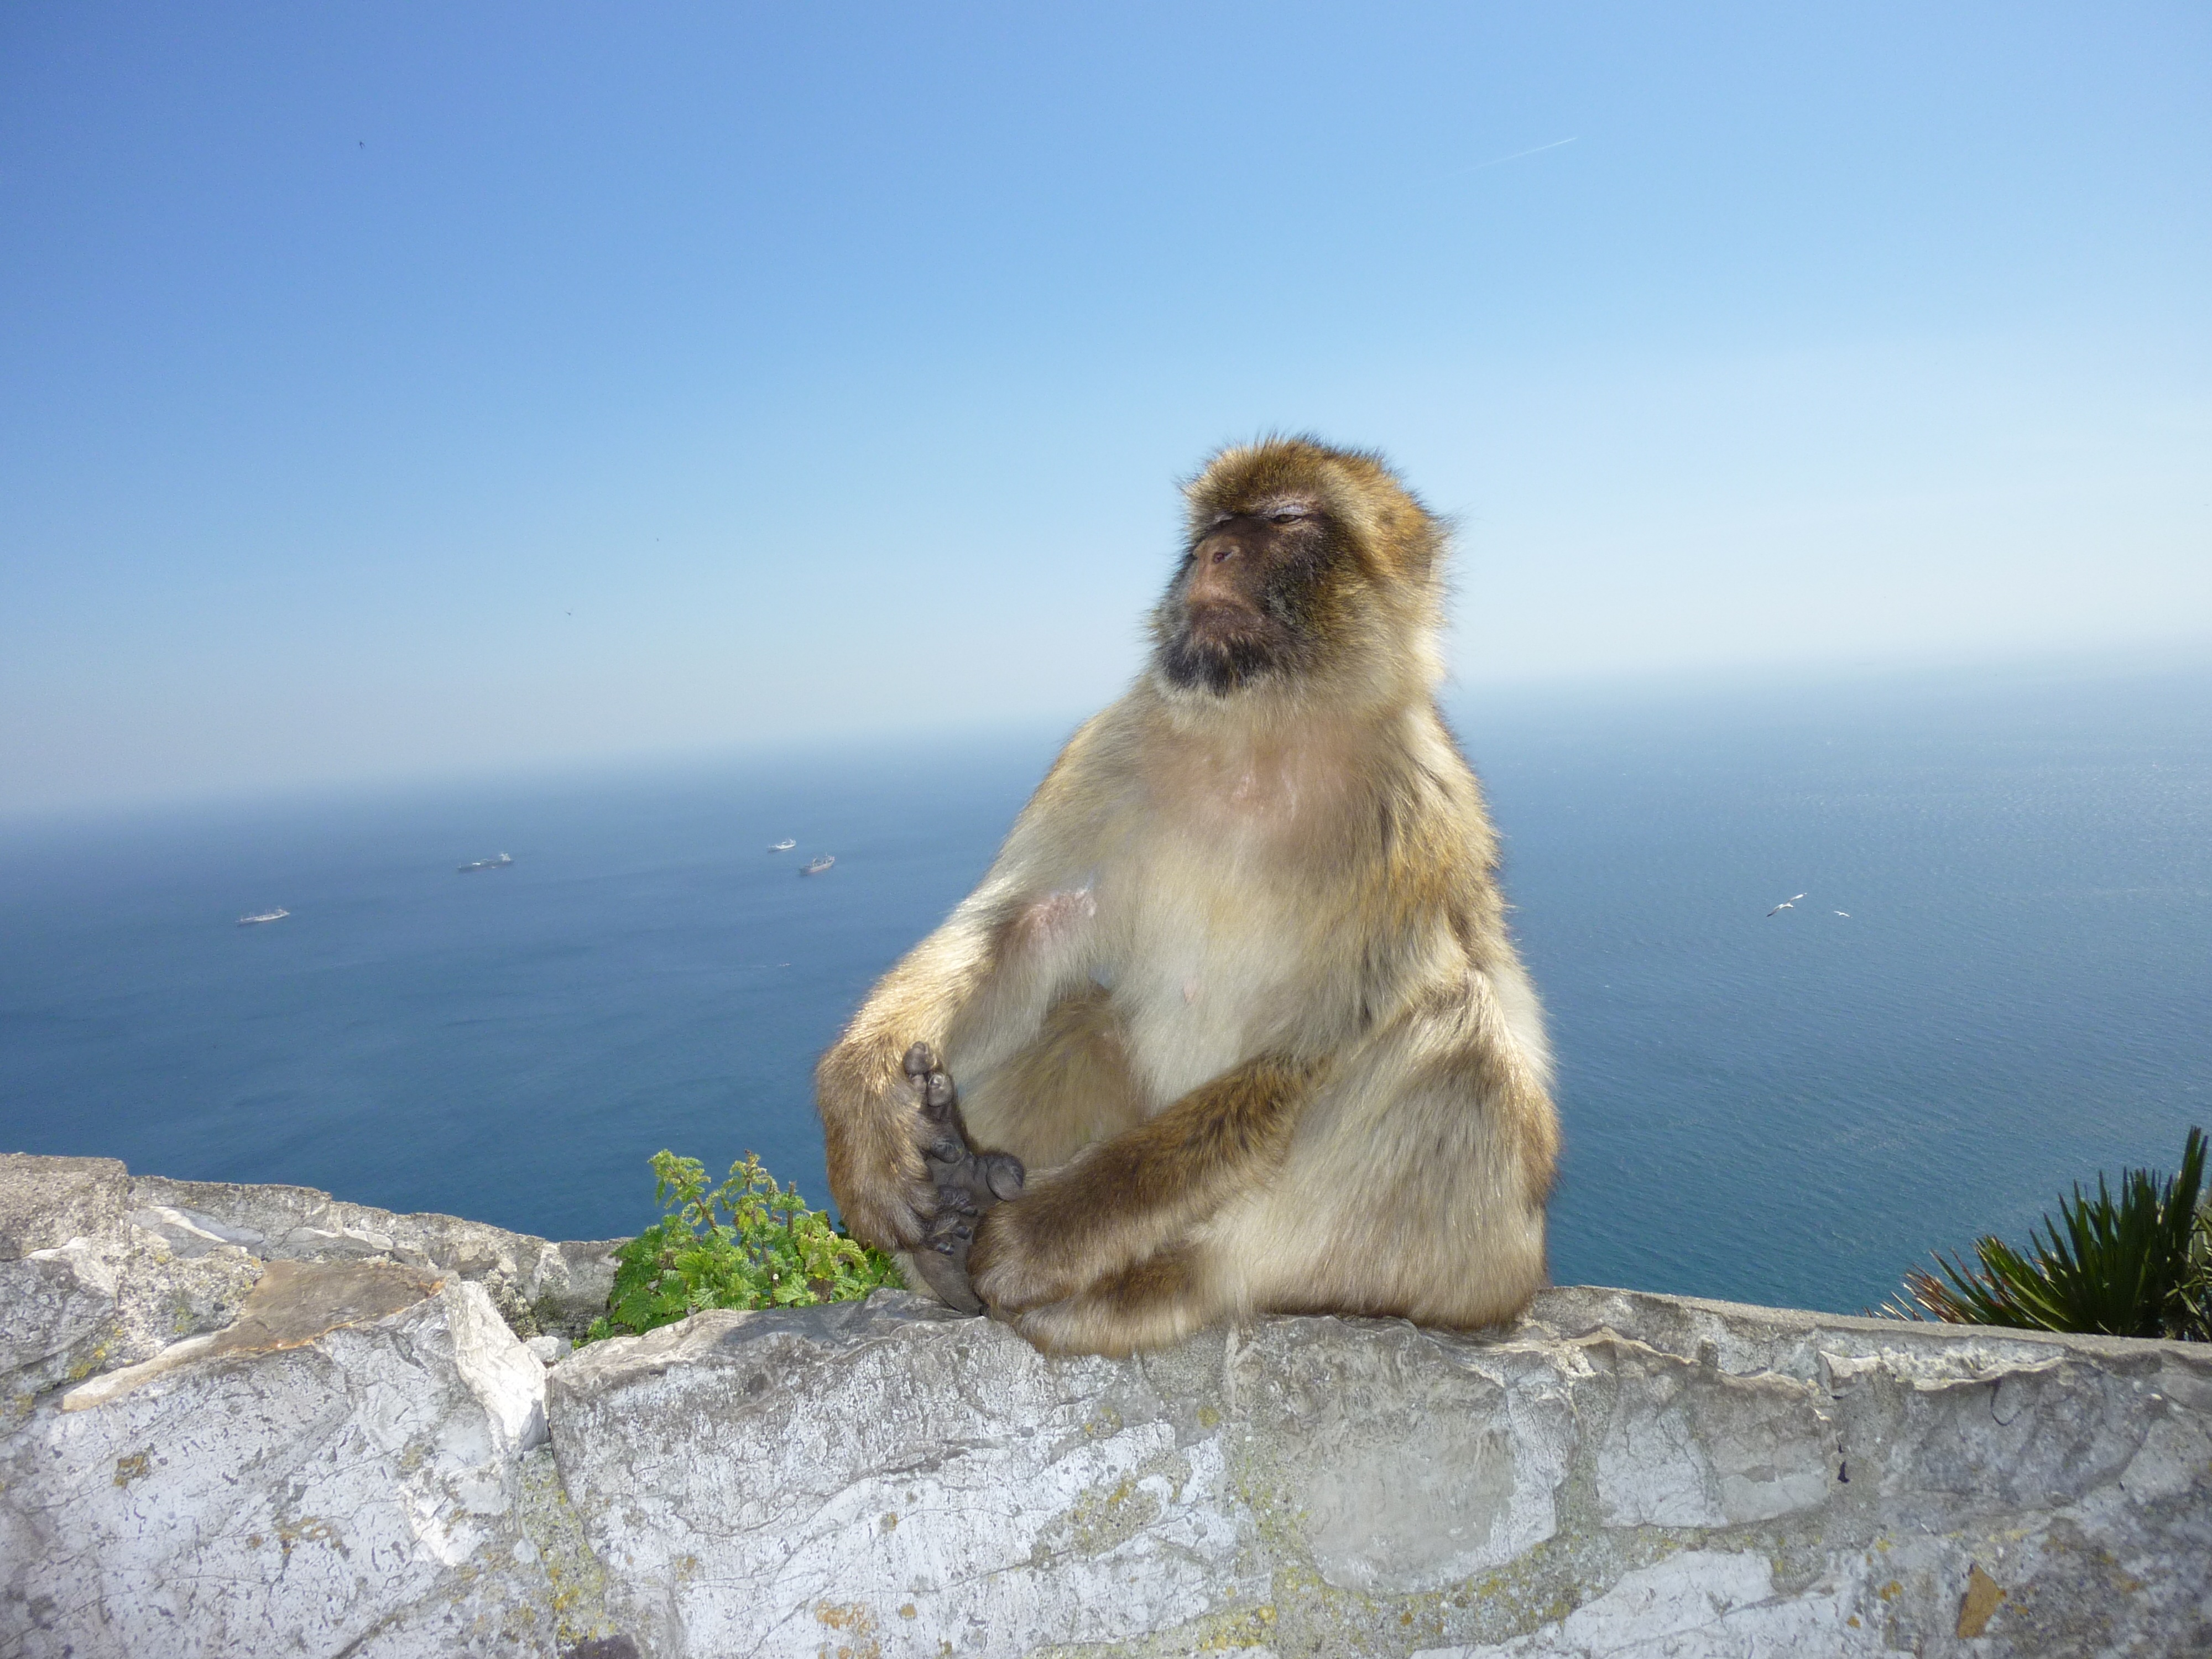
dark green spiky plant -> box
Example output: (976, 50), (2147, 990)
(1884, 1127), (2209, 1342)
(583, 1151), (902, 1344)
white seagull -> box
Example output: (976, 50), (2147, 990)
(1766, 893), (1806, 916)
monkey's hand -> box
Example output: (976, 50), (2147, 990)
(967, 1164), (1130, 1316)
(894, 1043), (1026, 1315)
(966, 1190), (1088, 1316)
(969, 1053), (1311, 1317)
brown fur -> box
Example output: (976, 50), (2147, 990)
(816, 436), (1559, 1355)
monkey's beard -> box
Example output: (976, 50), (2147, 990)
(1156, 613), (1298, 693)
(1154, 552), (1332, 695)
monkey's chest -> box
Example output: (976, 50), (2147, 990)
(1102, 853), (1335, 1103)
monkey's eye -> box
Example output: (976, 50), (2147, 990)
(1269, 508), (1308, 526)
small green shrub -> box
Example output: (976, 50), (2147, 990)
(1884, 1126), (2209, 1342)
(582, 1151), (901, 1343)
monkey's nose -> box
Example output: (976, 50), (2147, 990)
(1187, 552), (1248, 608)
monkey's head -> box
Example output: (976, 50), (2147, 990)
(1151, 436), (1446, 705)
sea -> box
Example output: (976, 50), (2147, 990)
(3, 654), (2207, 1317)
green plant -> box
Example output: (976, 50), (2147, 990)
(1884, 1126), (2209, 1342)
(582, 1151), (902, 1343)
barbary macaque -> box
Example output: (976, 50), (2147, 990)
(816, 436), (1559, 1355)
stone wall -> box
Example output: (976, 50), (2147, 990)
(2, 1151), (2206, 1657)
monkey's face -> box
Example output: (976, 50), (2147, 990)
(1155, 497), (1341, 693)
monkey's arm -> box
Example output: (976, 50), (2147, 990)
(965, 1053), (1320, 1315)
(815, 722), (1120, 1255)
(815, 911), (1024, 1254)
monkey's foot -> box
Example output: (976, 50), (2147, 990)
(900, 1042), (1024, 1315)
(1001, 1243), (1219, 1358)
(965, 1183), (1104, 1316)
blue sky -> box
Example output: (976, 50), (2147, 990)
(4, 3), (2208, 813)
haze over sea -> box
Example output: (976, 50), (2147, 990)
(3, 654), (2206, 1317)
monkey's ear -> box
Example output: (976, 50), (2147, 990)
(1371, 498), (1452, 585)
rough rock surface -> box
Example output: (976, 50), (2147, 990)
(124, 1167), (623, 1338)
(4, 1275), (554, 1657)
(547, 1288), (2212, 1658)
(3, 1152), (2208, 1657)
(0, 1151), (619, 1432)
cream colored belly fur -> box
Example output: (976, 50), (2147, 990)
(950, 809), (1364, 1160)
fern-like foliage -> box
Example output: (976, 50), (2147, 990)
(583, 1150), (902, 1343)
(1884, 1127), (2208, 1342)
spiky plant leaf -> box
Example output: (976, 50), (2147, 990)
(1884, 1127), (2206, 1341)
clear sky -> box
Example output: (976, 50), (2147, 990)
(4, 3), (2208, 815)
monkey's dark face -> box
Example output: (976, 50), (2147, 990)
(1156, 498), (1342, 693)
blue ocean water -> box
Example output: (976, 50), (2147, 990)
(2, 656), (2206, 1316)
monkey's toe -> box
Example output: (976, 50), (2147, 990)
(924, 1208), (974, 1248)
(900, 1043), (961, 1126)
(906, 1245), (983, 1315)
(920, 1070), (956, 1119)
(910, 1184), (989, 1317)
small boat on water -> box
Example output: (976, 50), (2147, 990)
(769, 839), (796, 852)
(800, 854), (835, 876)
(458, 853), (514, 873)
(237, 909), (289, 926)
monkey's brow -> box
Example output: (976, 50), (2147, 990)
(1213, 495), (1321, 521)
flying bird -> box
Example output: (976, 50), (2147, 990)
(1834, 910), (1850, 917)
(1767, 893), (1806, 916)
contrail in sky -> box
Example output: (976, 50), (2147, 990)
(1456, 136), (1579, 175)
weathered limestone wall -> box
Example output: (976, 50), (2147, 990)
(3, 1151), (2206, 1658)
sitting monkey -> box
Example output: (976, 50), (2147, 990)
(816, 436), (1559, 1355)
